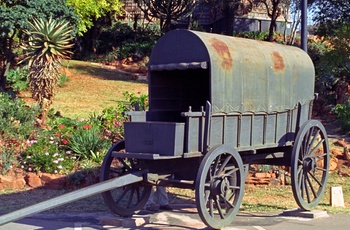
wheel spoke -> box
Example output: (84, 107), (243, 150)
(306, 173), (317, 198)
(227, 189), (237, 201)
(135, 187), (141, 202)
(308, 139), (324, 156)
(126, 187), (135, 208)
(204, 190), (210, 203)
(298, 170), (304, 197)
(224, 167), (239, 177)
(316, 152), (328, 158)
(228, 185), (241, 190)
(219, 194), (234, 208)
(308, 171), (323, 187)
(218, 155), (232, 173)
(304, 177), (311, 203)
(297, 165), (303, 182)
(315, 167), (327, 172)
(209, 197), (214, 217)
(210, 157), (220, 178)
(308, 129), (320, 152)
(114, 186), (131, 204)
(214, 197), (225, 219)
(302, 129), (312, 156)
(120, 158), (131, 171)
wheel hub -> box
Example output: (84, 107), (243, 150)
(211, 176), (230, 196)
(303, 157), (317, 172)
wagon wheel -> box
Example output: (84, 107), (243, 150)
(100, 140), (152, 217)
(195, 145), (245, 229)
(291, 120), (330, 210)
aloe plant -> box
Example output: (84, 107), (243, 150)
(22, 17), (74, 125)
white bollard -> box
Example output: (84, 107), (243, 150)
(330, 186), (345, 207)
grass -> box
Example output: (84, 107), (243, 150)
(53, 60), (148, 119)
(241, 173), (350, 213)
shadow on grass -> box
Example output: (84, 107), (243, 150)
(62, 60), (147, 82)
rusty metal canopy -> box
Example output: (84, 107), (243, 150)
(148, 29), (315, 114)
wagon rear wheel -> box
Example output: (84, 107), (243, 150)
(291, 120), (330, 210)
(195, 145), (245, 229)
(100, 140), (152, 217)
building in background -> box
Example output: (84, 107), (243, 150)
(119, 0), (291, 35)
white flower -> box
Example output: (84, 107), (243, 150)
(52, 160), (59, 164)
(45, 152), (49, 156)
(58, 165), (62, 169)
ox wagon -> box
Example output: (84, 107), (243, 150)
(0, 30), (330, 229)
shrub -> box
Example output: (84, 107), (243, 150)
(6, 67), (29, 92)
(334, 102), (350, 133)
(0, 92), (40, 140)
(58, 73), (70, 87)
(21, 130), (75, 174)
(0, 146), (16, 175)
(233, 31), (269, 41)
(99, 105), (128, 142)
(67, 125), (110, 161)
(123, 91), (149, 111)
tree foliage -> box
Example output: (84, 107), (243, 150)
(312, 0), (350, 36)
(311, 0), (350, 106)
(138, 0), (196, 33)
(67, 0), (124, 35)
(0, 0), (78, 90)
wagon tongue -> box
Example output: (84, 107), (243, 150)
(0, 170), (146, 226)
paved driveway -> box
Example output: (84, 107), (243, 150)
(0, 204), (349, 230)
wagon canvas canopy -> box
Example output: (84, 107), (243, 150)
(148, 29), (315, 114)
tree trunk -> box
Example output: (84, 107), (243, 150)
(268, 0), (281, 42)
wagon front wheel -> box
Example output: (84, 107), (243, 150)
(195, 145), (245, 229)
(291, 120), (330, 210)
(100, 140), (152, 217)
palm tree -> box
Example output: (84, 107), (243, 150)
(21, 17), (74, 125)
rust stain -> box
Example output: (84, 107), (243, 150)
(210, 38), (233, 70)
(271, 51), (285, 71)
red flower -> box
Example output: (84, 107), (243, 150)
(58, 125), (65, 129)
(83, 125), (92, 130)
(62, 139), (68, 145)
(54, 133), (60, 137)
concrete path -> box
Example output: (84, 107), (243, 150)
(0, 204), (349, 230)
